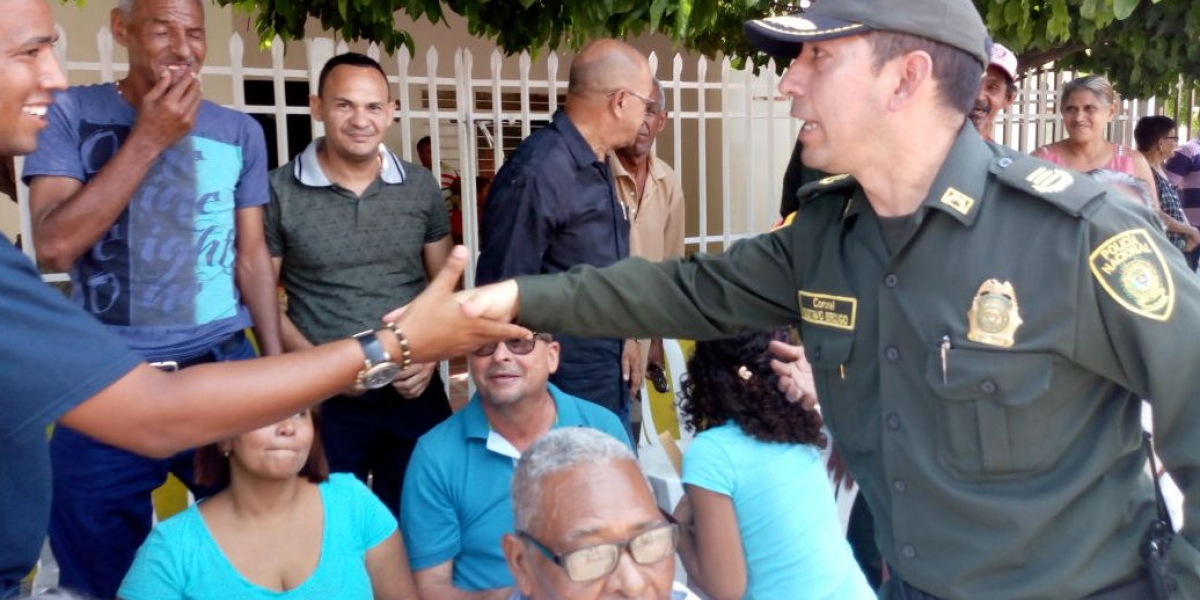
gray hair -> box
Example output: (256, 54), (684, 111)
(1061, 74), (1117, 109)
(115, 0), (134, 15)
(512, 428), (638, 532)
(652, 78), (668, 112)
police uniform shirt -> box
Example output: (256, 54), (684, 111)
(515, 124), (1200, 600)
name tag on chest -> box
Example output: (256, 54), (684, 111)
(798, 291), (858, 331)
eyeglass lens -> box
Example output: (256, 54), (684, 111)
(561, 524), (677, 582)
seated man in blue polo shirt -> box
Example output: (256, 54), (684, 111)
(400, 332), (630, 599)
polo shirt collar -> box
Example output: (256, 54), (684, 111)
(463, 382), (581, 442)
(608, 152), (669, 182)
(293, 137), (407, 187)
(551, 109), (602, 169)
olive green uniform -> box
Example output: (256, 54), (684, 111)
(517, 125), (1200, 600)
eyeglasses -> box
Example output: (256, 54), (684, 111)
(518, 522), (678, 582)
(608, 88), (659, 116)
(471, 333), (552, 357)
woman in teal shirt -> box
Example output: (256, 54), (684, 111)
(119, 410), (417, 600)
(673, 330), (873, 600)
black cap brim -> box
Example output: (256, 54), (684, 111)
(744, 13), (872, 61)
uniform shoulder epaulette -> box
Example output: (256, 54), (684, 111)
(796, 173), (857, 207)
(989, 151), (1108, 217)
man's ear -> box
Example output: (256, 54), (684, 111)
(309, 94), (324, 123)
(887, 50), (934, 113)
(110, 9), (129, 48)
(545, 341), (561, 375)
(502, 533), (536, 596)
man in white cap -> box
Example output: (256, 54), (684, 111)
(969, 42), (1019, 141)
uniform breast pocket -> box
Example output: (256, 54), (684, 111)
(924, 347), (1062, 479)
(804, 331), (870, 452)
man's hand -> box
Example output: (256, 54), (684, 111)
(383, 246), (530, 362)
(623, 339), (643, 396)
(130, 70), (202, 152)
(393, 362), (437, 399)
(768, 340), (819, 410)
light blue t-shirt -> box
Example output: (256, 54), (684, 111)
(401, 383), (631, 591)
(23, 83), (269, 360)
(118, 474), (396, 600)
(682, 423), (874, 600)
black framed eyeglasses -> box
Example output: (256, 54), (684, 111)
(517, 521), (678, 582)
(472, 333), (553, 357)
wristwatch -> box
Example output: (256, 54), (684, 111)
(352, 329), (401, 389)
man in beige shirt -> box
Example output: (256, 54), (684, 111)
(607, 78), (685, 411)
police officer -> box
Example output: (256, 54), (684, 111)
(448, 0), (1200, 598)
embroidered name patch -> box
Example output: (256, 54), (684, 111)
(1089, 228), (1174, 321)
(799, 291), (857, 331)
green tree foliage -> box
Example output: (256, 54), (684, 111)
(214, 0), (1197, 98)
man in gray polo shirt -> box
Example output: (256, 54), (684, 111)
(265, 52), (453, 515)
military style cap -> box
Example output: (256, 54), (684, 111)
(744, 0), (989, 67)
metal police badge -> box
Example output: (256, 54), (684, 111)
(967, 279), (1023, 347)
(1089, 228), (1175, 321)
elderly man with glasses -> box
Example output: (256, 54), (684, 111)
(503, 428), (699, 600)
(400, 332), (631, 600)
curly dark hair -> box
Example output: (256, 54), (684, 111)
(680, 329), (826, 448)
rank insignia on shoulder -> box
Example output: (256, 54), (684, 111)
(967, 279), (1023, 347)
(939, 187), (975, 216)
(1026, 167), (1075, 194)
(1089, 228), (1175, 321)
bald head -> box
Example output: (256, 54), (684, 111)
(568, 39), (651, 97)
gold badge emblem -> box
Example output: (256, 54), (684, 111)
(818, 174), (850, 186)
(1026, 167), (1074, 194)
(967, 279), (1023, 348)
(939, 187), (975, 216)
(1089, 228), (1175, 321)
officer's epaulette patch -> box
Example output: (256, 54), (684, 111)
(796, 173), (856, 207)
(990, 153), (1107, 217)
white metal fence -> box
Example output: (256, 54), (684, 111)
(15, 26), (1199, 285)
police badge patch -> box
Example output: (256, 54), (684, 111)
(967, 279), (1023, 347)
(1089, 228), (1175, 321)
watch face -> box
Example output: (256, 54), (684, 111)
(360, 362), (401, 389)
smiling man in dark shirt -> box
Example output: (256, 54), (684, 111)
(475, 39), (654, 430)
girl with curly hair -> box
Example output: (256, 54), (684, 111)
(673, 329), (872, 600)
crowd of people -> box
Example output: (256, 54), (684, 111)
(3, 0), (1200, 598)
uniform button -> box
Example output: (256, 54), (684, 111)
(902, 544), (916, 559)
(893, 479), (907, 493)
(885, 346), (900, 362)
(886, 413), (901, 429)
(884, 273), (899, 288)
(812, 348), (822, 360)
(980, 379), (997, 394)
(997, 157), (1013, 169)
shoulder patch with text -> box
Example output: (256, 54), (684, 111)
(1089, 228), (1175, 321)
(798, 291), (857, 331)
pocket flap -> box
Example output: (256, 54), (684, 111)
(925, 347), (1053, 406)
(804, 331), (855, 370)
